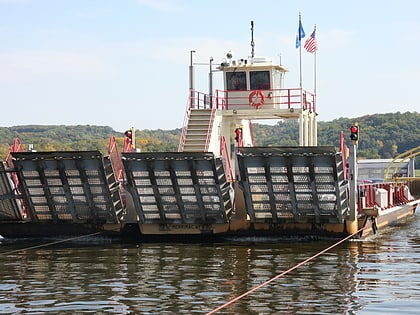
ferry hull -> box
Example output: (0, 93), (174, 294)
(0, 222), (124, 238)
(1, 149), (419, 240)
(358, 200), (419, 238)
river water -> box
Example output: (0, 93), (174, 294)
(0, 214), (419, 314)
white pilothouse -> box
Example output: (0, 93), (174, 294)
(179, 49), (318, 179)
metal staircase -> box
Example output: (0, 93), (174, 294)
(181, 109), (213, 152)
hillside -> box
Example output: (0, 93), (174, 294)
(253, 111), (420, 160)
(1, 111), (419, 167)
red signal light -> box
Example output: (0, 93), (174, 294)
(349, 124), (359, 142)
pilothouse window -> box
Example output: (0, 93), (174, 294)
(226, 72), (246, 91)
(250, 71), (270, 90)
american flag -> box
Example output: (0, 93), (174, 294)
(304, 30), (318, 53)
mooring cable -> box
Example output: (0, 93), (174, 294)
(206, 226), (366, 315)
(0, 227), (121, 256)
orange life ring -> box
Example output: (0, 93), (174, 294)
(249, 90), (265, 109)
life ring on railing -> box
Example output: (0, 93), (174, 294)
(249, 90), (265, 109)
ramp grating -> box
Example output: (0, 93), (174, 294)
(237, 147), (348, 224)
(11, 151), (120, 224)
(122, 152), (230, 225)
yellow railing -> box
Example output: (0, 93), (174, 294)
(384, 146), (420, 181)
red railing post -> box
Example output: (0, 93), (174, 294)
(220, 136), (233, 182)
(108, 136), (125, 181)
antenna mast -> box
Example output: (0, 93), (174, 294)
(250, 20), (255, 58)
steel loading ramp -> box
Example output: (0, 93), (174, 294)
(236, 147), (349, 224)
(122, 152), (231, 234)
(10, 151), (122, 224)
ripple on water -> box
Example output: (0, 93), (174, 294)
(0, 217), (419, 314)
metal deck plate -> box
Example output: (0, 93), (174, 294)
(11, 151), (120, 224)
(237, 147), (348, 224)
(122, 152), (231, 225)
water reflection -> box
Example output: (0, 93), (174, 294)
(0, 242), (360, 314)
(0, 217), (419, 314)
(355, 220), (420, 314)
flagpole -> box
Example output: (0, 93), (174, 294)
(303, 24), (318, 146)
(296, 12), (305, 146)
(313, 24), (317, 97)
(299, 42), (303, 89)
(298, 13), (303, 89)
(312, 25), (318, 146)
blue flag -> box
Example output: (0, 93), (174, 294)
(295, 19), (306, 48)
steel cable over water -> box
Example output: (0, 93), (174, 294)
(206, 227), (367, 315)
(0, 228), (121, 255)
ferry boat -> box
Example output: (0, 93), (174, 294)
(1, 27), (419, 240)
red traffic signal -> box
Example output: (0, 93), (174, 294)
(234, 127), (242, 143)
(349, 125), (359, 142)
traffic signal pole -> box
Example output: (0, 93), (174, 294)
(345, 141), (359, 234)
(347, 143), (358, 222)
(346, 122), (360, 233)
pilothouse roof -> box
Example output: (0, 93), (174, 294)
(218, 54), (288, 73)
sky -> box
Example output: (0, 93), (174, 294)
(0, 0), (419, 132)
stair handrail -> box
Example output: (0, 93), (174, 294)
(178, 89), (194, 152)
(204, 108), (217, 151)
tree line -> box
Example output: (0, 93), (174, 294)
(1, 111), (419, 167)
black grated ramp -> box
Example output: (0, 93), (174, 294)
(122, 152), (230, 225)
(237, 147), (348, 224)
(11, 151), (120, 224)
